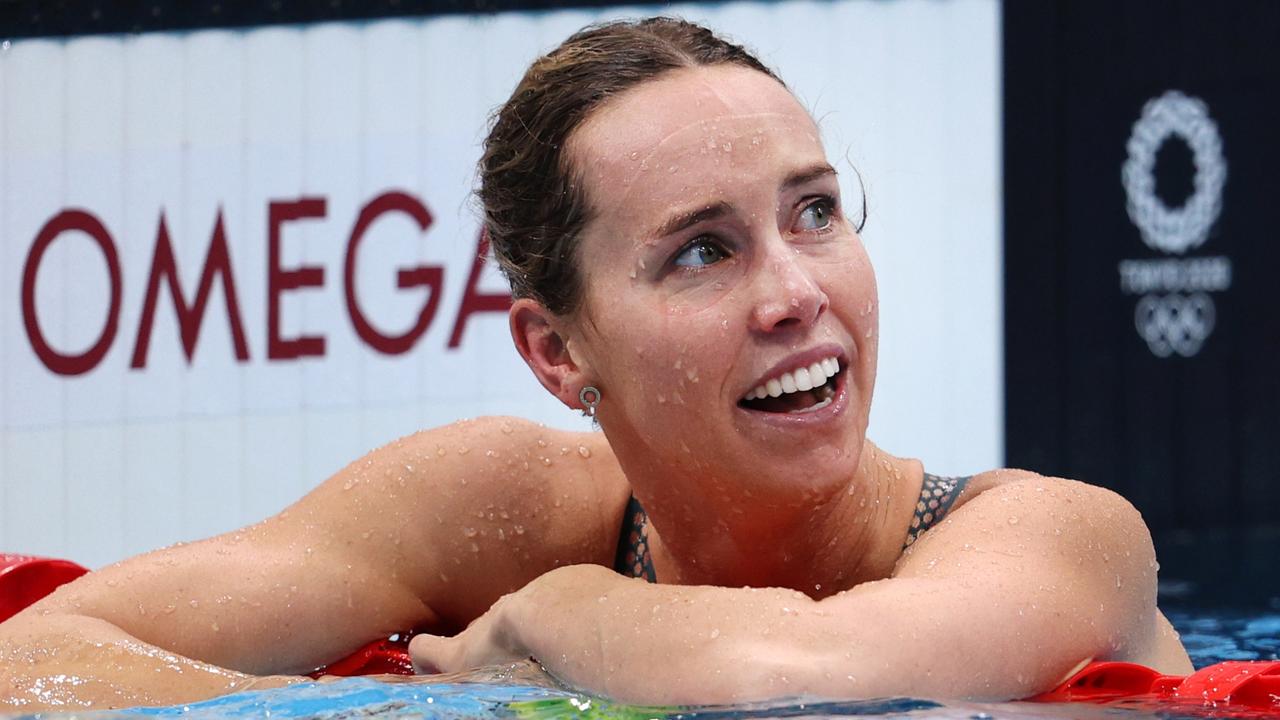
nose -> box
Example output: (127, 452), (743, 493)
(748, 245), (829, 334)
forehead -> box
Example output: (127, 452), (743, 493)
(570, 65), (825, 198)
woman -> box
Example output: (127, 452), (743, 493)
(0, 17), (1190, 710)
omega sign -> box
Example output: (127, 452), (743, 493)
(20, 191), (511, 376)
(1118, 90), (1231, 358)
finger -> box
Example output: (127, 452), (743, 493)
(408, 633), (457, 674)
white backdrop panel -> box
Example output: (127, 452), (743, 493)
(0, 0), (1002, 568)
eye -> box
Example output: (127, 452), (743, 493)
(795, 197), (837, 232)
(673, 237), (729, 268)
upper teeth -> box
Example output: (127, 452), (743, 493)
(744, 356), (840, 401)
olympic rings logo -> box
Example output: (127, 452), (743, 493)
(1134, 292), (1216, 358)
(1121, 91), (1227, 255)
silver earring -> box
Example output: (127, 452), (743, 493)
(579, 386), (601, 418)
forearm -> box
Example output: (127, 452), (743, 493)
(511, 566), (1087, 705)
(0, 611), (306, 711)
(512, 565), (877, 705)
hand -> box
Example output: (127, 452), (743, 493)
(409, 591), (530, 674)
(408, 564), (670, 701)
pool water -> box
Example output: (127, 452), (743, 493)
(9, 606), (1278, 720)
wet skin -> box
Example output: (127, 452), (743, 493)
(515, 65), (881, 590)
(0, 66), (1191, 710)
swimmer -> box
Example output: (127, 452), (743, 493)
(0, 17), (1191, 711)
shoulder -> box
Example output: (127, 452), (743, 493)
(907, 470), (1155, 599)
(899, 471), (1164, 646)
(292, 416), (633, 624)
(959, 470), (1143, 524)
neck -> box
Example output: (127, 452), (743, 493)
(633, 441), (923, 597)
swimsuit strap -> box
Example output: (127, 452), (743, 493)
(613, 496), (657, 583)
(903, 472), (972, 549)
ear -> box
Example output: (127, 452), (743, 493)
(510, 298), (590, 411)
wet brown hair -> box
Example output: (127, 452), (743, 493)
(479, 17), (782, 316)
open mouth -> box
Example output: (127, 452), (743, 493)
(737, 356), (842, 415)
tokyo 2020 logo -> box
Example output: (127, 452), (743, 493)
(1119, 91), (1230, 358)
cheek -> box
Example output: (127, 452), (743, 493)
(587, 292), (736, 413)
(821, 249), (878, 315)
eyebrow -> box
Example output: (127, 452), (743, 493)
(649, 163), (839, 240)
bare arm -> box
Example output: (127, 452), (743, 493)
(0, 417), (626, 711)
(0, 613), (302, 711)
(411, 477), (1189, 704)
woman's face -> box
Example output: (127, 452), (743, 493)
(567, 65), (878, 510)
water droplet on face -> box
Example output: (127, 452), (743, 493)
(541, 457), (553, 467)
(211, 622), (220, 632)
(457, 446), (470, 455)
(485, 449), (498, 458)
(189, 599), (199, 608)
(710, 628), (721, 639)
(436, 447), (447, 457)
(1008, 516), (1019, 525)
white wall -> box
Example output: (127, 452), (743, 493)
(0, 0), (1002, 569)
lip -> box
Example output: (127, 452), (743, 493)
(739, 343), (849, 398)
